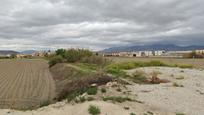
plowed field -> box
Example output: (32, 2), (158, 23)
(0, 59), (56, 109)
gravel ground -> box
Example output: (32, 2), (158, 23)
(126, 67), (204, 115)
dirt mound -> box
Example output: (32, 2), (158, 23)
(50, 63), (112, 101)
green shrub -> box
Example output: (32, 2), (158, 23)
(87, 87), (98, 95)
(130, 113), (136, 115)
(48, 55), (63, 67)
(56, 49), (66, 58)
(67, 88), (88, 102)
(173, 82), (184, 87)
(64, 49), (93, 63)
(74, 96), (86, 103)
(88, 105), (101, 115)
(39, 100), (50, 107)
(101, 88), (106, 93)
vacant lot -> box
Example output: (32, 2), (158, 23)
(0, 59), (56, 109)
(111, 57), (204, 69)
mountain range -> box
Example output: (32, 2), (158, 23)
(0, 50), (37, 56)
(102, 44), (204, 52)
(20, 50), (36, 55)
(0, 50), (19, 55)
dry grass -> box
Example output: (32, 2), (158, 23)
(110, 57), (204, 69)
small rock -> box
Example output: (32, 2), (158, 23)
(91, 83), (97, 87)
(106, 82), (117, 87)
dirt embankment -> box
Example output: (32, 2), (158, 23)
(49, 63), (112, 101)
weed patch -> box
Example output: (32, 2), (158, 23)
(88, 105), (101, 115)
(102, 96), (133, 103)
(87, 87), (98, 95)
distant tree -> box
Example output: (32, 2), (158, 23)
(55, 49), (66, 57)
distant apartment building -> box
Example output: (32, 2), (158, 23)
(195, 50), (204, 55)
(164, 51), (192, 58)
(102, 50), (165, 57)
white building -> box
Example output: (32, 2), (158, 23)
(195, 50), (204, 54)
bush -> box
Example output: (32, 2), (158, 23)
(87, 87), (98, 95)
(56, 49), (66, 58)
(130, 113), (136, 115)
(101, 88), (106, 93)
(48, 55), (63, 67)
(88, 105), (101, 115)
(64, 49), (93, 63)
(75, 96), (86, 103)
(132, 70), (147, 83)
(66, 88), (88, 102)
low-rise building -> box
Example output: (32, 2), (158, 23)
(195, 50), (204, 55)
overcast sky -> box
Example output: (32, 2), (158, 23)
(0, 0), (204, 51)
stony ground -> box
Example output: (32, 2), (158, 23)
(126, 67), (204, 115)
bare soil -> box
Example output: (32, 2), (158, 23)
(0, 59), (56, 109)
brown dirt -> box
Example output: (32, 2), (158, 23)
(0, 59), (56, 109)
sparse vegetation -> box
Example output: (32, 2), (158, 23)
(102, 96), (133, 103)
(48, 55), (63, 67)
(87, 87), (98, 95)
(173, 82), (184, 87)
(131, 70), (147, 84)
(101, 88), (106, 93)
(88, 105), (101, 115)
(176, 76), (185, 80)
(39, 100), (50, 107)
(105, 60), (192, 76)
(147, 111), (154, 115)
(176, 113), (185, 115)
(66, 88), (88, 102)
(87, 97), (95, 101)
(66, 87), (98, 102)
(130, 113), (136, 115)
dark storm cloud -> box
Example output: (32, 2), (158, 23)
(0, 0), (204, 51)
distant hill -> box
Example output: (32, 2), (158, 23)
(102, 44), (204, 52)
(20, 50), (36, 55)
(0, 50), (19, 55)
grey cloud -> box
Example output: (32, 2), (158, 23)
(0, 0), (204, 51)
